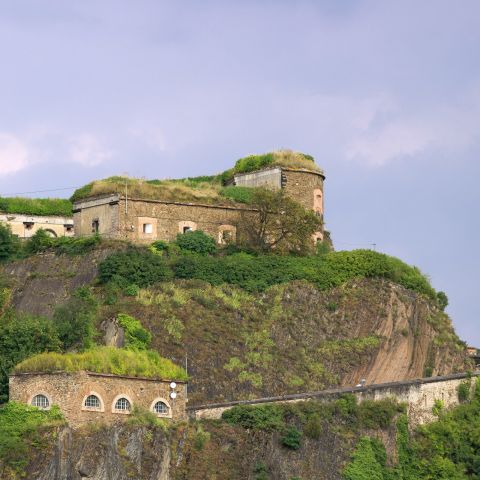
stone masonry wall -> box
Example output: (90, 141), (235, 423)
(281, 169), (324, 211)
(73, 195), (120, 237)
(0, 214), (74, 238)
(9, 371), (187, 428)
(189, 372), (479, 427)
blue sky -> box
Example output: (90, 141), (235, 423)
(1, 0), (479, 344)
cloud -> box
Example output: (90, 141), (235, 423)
(345, 89), (480, 167)
(129, 126), (167, 152)
(0, 133), (32, 176)
(69, 134), (113, 167)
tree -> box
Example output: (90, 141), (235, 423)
(239, 189), (321, 254)
(0, 224), (20, 261)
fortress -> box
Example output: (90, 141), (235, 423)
(72, 152), (326, 246)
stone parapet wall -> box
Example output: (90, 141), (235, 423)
(189, 372), (479, 427)
(9, 371), (187, 428)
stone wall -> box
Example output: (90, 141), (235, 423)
(0, 214), (74, 238)
(234, 168), (282, 189)
(73, 194), (120, 237)
(282, 168), (324, 211)
(9, 371), (187, 428)
(189, 372), (479, 427)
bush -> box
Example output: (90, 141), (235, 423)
(304, 414), (322, 439)
(24, 229), (53, 254)
(458, 382), (470, 402)
(124, 284), (139, 296)
(437, 291), (449, 311)
(52, 287), (97, 350)
(0, 224), (20, 261)
(281, 426), (302, 450)
(193, 425), (211, 451)
(0, 402), (64, 473)
(222, 404), (285, 431)
(14, 346), (188, 381)
(98, 248), (172, 287)
(175, 230), (217, 255)
(219, 186), (255, 204)
(116, 313), (152, 350)
(127, 405), (167, 428)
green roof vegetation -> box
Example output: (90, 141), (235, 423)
(0, 197), (72, 217)
(14, 346), (188, 381)
(70, 150), (321, 203)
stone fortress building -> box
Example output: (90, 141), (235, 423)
(72, 163), (326, 245)
(9, 371), (187, 428)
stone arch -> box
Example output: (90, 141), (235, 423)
(178, 221), (197, 234)
(44, 228), (58, 238)
(313, 188), (323, 214)
(81, 391), (105, 412)
(217, 224), (236, 244)
(111, 394), (133, 414)
(28, 392), (52, 410)
(150, 397), (172, 418)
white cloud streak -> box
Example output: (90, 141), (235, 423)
(69, 134), (113, 167)
(0, 133), (32, 176)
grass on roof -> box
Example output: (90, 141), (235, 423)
(70, 150), (322, 203)
(14, 346), (188, 381)
(0, 197), (72, 217)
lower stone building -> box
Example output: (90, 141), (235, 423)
(0, 213), (74, 238)
(9, 370), (187, 428)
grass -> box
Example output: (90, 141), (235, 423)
(0, 197), (72, 217)
(69, 150), (322, 203)
(14, 346), (188, 381)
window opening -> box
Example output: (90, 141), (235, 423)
(92, 220), (99, 234)
(183, 226), (192, 233)
(114, 397), (131, 412)
(143, 223), (153, 234)
(153, 401), (168, 414)
(84, 395), (101, 409)
(31, 394), (49, 409)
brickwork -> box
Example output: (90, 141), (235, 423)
(189, 371), (479, 428)
(9, 371), (187, 428)
(73, 166), (325, 244)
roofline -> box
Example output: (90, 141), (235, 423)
(232, 165), (325, 180)
(9, 370), (187, 384)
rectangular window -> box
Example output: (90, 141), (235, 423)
(183, 226), (192, 233)
(143, 223), (153, 234)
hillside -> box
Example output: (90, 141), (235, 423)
(0, 245), (468, 405)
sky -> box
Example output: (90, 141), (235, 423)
(0, 0), (479, 344)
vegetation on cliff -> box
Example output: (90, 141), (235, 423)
(343, 378), (480, 479)
(14, 346), (187, 380)
(0, 196), (72, 217)
(69, 149), (321, 203)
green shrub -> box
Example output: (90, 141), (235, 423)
(436, 291), (449, 311)
(0, 402), (64, 473)
(0, 197), (72, 216)
(14, 346), (188, 381)
(24, 229), (53, 254)
(98, 248), (172, 287)
(173, 249), (436, 298)
(52, 287), (97, 350)
(117, 313), (152, 350)
(304, 414), (322, 439)
(124, 284), (139, 296)
(342, 437), (386, 480)
(457, 381), (470, 402)
(281, 426), (302, 450)
(193, 425), (211, 451)
(175, 230), (217, 255)
(357, 398), (404, 429)
(222, 404), (285, 431)
(0, 224), (20, 261)
(127, 405), (167, 428)
(219, 186), (255, 203)
(254, 462), (270, 480)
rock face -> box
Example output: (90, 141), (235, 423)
(22, 422), (396, 480)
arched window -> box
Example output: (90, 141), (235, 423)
(313, 189), (323, 214)
(112, 395), (132, 414)
(153, 401), (168, 414)
(82, 392), (104, 412)
(150, 398), (171, 417)
(31, 394), (50, 409)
